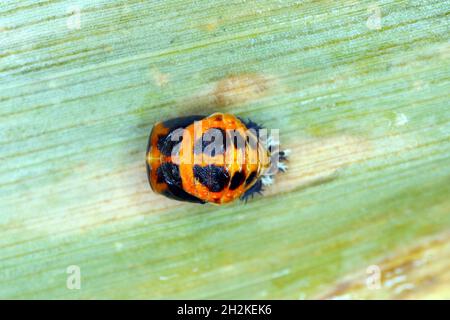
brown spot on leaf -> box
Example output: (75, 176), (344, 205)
(213, 74), (273, 107)
(199, 21), (219, 32)
(180, 73), (277, 113)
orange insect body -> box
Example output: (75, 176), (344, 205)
(146, 113), (273, 204)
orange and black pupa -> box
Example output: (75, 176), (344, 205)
(146, 113), (288, 205)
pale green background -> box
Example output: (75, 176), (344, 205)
(0, 0), (449, 299)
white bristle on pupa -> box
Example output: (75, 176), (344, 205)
(260, 134), (289, 185)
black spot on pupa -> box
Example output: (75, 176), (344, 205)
(193, 165), (230, 192)
(194, 128), (226, 157)
(229, 171), (246, 190)
(156, 166), (165, 184)
(162, 115), (205, 131)
(163, 185), (205, 204)
(241, 179), (263, 202)
(157, 162), (205, 203)
(158, 132), (183, 157)
(227, 130), (246, 150)
(245, 171), (257, 186)
(157, 134), (168, 154)
(246, 132), (258, 150)
(159, 162), (182, 187)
